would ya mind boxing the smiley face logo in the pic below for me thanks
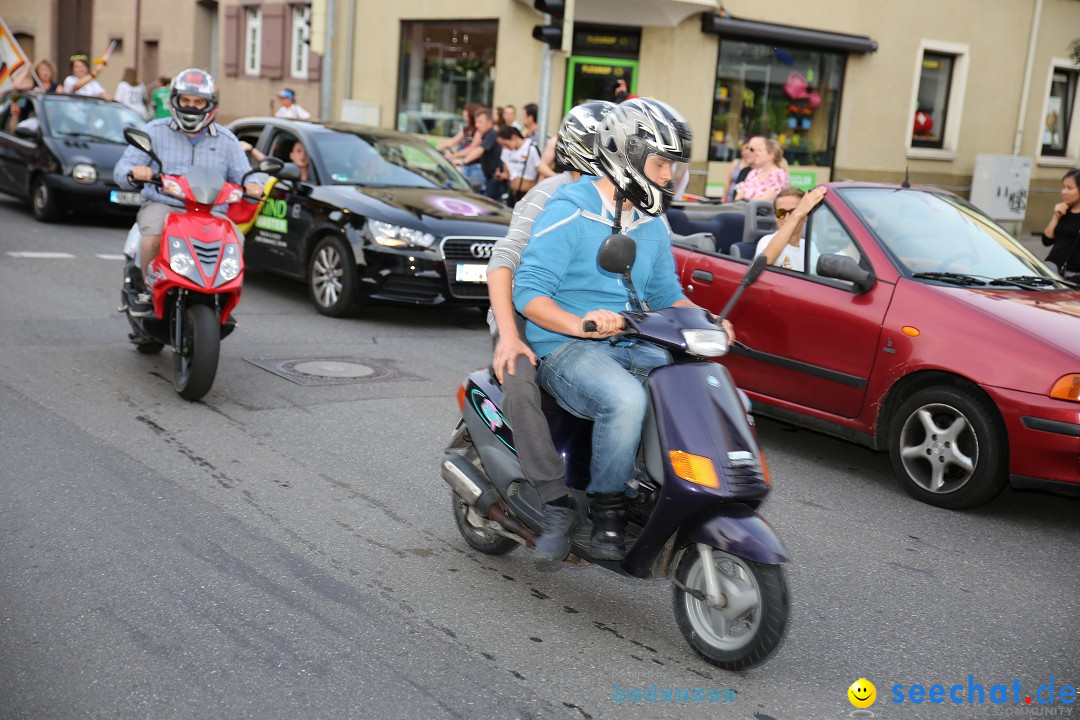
[848,678,877,709]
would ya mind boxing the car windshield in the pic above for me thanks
[310,132,471,191]
[43,98,144,144]
[838,187,1059,286]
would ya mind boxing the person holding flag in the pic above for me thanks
[0,15,31,93]
[63,50,111,99]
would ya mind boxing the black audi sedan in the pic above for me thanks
[228,117,511,316]
[0,91,146,222]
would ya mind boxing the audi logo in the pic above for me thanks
[470,243,493,259]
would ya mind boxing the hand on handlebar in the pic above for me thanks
[130,165,155,182]
[580,309,624,338]
[705,313,736,345]
[244,181,264,198]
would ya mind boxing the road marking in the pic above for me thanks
[95,254,126,260]
[6,251,77,258]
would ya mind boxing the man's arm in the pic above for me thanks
[113,143,152,190]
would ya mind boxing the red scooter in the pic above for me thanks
[119,127,291,400]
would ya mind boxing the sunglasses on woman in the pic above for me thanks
[775,207,794,219]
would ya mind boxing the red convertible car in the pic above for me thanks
[669,183,1080,509]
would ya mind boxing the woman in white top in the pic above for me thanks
[115,68,148,119]
[63,54,111,99]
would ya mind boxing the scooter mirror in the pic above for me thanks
[123,127,153,154]
[597,233,636,275]
[258,157,285,175]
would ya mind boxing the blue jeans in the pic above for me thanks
[538,339,671,494]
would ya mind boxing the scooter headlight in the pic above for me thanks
[170,252,195,275]
[161,177,186,200]
[218,256,240,281]
[681,329,730,358]
[225,187,244,204]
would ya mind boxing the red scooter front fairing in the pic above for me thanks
[144,173,246,322]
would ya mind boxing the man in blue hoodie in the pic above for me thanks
[513,99,717,560]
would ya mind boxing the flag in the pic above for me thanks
[0,16,30,93]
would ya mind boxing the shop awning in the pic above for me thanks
[700,14,878,54]
[519,0,720,28]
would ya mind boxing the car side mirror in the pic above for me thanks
[277,161,302,181]
[816,253,875,294]
[15,125,41,140]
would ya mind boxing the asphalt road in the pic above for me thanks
[0,195,1077,720]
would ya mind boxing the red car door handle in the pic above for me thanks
[691,269,713,283]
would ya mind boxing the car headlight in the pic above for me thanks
[682,329,730,358]
[72,163,97,183]
[369,219,436,249]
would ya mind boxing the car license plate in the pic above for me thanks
[110,190,142,205]
[455,263,487,283]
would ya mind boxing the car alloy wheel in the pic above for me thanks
[312,245,344,307]
[307,235,359,317]
[888,385,1007,509]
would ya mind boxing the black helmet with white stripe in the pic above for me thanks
[554,101,615,175]
[596,98,691,216]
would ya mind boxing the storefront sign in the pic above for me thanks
[573,29,640,56]
[788,171,818,191]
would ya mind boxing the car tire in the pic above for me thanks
[887,385,1008,509]
[308,235,359,317]
[31,175,59,223]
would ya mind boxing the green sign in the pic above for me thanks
[788,171,817,191]
[255,198,289,233]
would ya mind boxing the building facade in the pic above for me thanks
[324,0,1080,237]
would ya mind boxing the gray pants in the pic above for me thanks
[496,315,568,504]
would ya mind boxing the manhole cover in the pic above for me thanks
[245,357,421,386]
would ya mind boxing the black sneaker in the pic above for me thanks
[128,291,154,317]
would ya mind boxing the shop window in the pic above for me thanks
[290,5,310,79]
[245,7,262,76]
[912,52,954,149]
[709,40,845,169]
[396,20,497,138]
[1042,67,1077,157]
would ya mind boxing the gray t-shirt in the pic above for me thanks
[486,172,575,333]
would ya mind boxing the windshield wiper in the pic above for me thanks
[990,275,1076,290]
[55,131,122,144]
[911,272,987,286]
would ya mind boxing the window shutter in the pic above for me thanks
[261,4,288,79]
[307,48,321,82]
[224,6,241,77]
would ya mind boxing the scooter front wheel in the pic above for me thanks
[450,490,518,556]
[672,546,789,670]
[174,304,220,401]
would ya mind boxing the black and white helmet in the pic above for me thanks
[596,98,691,216]
[554,101,615,175]
[169,68,219,134]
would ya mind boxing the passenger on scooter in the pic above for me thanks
[485,101,615,563]
[513,98,731,560]
[114,68,263,316]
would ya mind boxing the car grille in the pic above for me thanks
[441,236,496,300]
[378,275,443,303]
[190,239,222,277]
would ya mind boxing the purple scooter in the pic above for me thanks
[442,235,789,670]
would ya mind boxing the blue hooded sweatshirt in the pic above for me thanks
[513,177,687,358]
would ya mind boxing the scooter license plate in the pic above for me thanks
[110,190,142,205]
[455,263,487,283]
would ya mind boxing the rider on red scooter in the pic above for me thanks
[114,68,262,316]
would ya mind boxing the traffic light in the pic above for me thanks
[532,0,574,53]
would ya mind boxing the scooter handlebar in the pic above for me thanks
[582,320,598,333]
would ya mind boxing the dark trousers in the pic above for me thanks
[495,315,567,504]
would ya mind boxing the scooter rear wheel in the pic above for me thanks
[450,490,518,556]
[672,547,789,670]
[174,304,220,401]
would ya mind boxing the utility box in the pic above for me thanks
[969,154,1032,223]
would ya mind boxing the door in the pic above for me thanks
[248,129,316,276]
[678,201,895,419]
[564,56,637,115]
[0,96,38,197]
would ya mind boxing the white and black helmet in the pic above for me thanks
[554,101,615,175]
[596,98,691,216]
[169,68,219,134]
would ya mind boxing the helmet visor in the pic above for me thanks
[642,152,688,194]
